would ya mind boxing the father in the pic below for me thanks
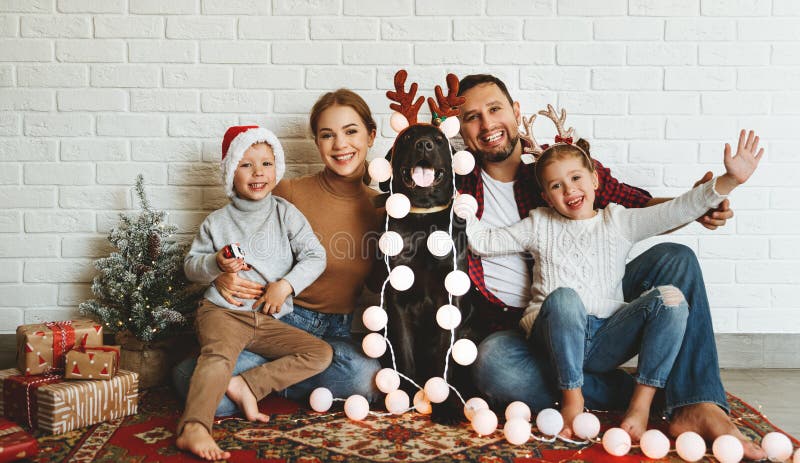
[455,74,765,460]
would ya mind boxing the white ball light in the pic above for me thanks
[367,157,392,183]
[602,428,632,457]
[378,231,404,257]
[471,408,498,436]
[385,389,410,415]
[439,116,460,139]
[444,270,470,296]
[436,304,461,330]
[535,408,564,437]
[344,394,369,421]
[453,193,478,219]
[572,412,601,440]
[676,431,708,462]
[361,332,387,358]
[386,193,410,219]
[390,111,409,133]
[423,377,450,404]
[362,305,388,332]
[413,390,432,415]
[505,401,531,422]
[426,230,452,257]
[452,150,475,176]
[762,432,793,462]
[389,265,414,291]
[309,387,333,412]
[464,397,489,421]
[504,417,531,445]
[451,338,478,366]
[640,429,671,459]
[375,368,400,393]
[713,434,744,463]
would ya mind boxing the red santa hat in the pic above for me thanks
[220,125,286,198]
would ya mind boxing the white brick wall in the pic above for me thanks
[0,2,798,334]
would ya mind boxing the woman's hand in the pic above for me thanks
[214,272,263,307]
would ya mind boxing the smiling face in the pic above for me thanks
[458,82,522,164]
[314,105,376,178]
[539,154,599,220]
[233,143,276,201]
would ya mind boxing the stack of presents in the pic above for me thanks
[0,319,139,462]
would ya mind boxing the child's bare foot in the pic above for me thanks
[226,375,270,423]
[559,389,585,439]
[176,422,231,461]
[620,404,650,441]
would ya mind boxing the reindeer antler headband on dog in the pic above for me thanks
[368,70,476,201]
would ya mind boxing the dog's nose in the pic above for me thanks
[415,138,435,154]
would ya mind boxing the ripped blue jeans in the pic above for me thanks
[531,286,689,391]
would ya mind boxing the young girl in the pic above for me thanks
[458,125,763,441]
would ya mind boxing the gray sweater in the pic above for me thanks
[184,194,326,318]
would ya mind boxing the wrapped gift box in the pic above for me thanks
[0,418,38,463]
[0,368,138,435]
[16,320,103,375]
[64,345,121,380]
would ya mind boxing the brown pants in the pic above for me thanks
[178,300,333,434]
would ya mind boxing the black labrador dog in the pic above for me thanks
[378,72,478,424]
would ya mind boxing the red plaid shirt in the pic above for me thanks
[457,139,652,329]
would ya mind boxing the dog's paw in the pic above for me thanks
[430,402,467,426]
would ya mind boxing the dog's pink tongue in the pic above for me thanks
[411,166,435,187]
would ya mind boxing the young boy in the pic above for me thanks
[177,125,332,461]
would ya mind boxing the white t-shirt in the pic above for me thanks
[478,170,532,308]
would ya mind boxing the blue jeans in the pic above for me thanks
[173,305,381,416]
[532,287,688,390]
[473,243,728,415]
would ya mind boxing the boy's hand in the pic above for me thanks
[717,129,765,196]
[216,244,248,273]
[255,279,293,315]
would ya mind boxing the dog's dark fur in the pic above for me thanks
[381,124,479,424]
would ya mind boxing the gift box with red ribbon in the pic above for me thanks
[0,368,138,435]
[64,344,121,380]
[16,320,103,376]
[0,417,38,463]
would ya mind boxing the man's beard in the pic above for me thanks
[474,134,520,164]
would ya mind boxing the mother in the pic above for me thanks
[174,89,384,415]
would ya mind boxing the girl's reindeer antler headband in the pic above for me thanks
[520,104,581,164]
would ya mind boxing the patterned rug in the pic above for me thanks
[27,388,797,463]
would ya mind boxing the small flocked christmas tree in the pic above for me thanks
[80,175,199,342]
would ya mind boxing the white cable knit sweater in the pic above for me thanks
[464,179,726,336]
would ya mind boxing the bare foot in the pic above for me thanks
[559,389,585,439]
[620,404,649,441]
[226,375,270,423]
[669,402,766,461]
[176,422,231,461]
